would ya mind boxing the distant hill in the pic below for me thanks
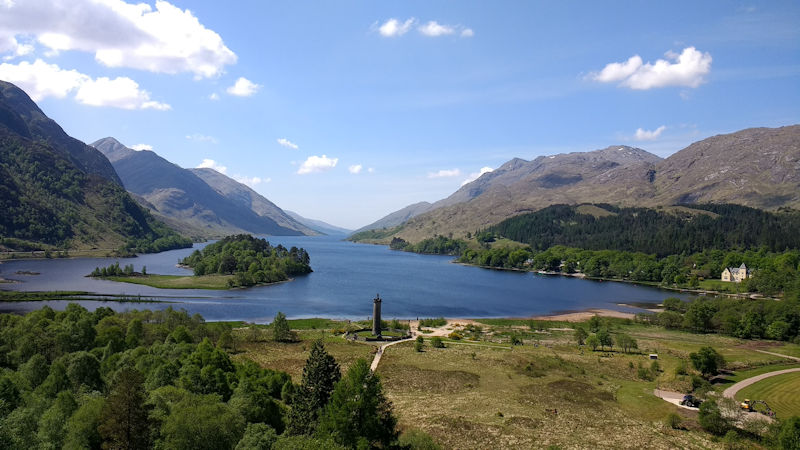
[190,168,317,236]
[91,138,312,239]
[649,126,800,208]
[285,210,352,235]
[0,80,188,252]
[352,201,433,235]
[391,145,662,241]
[358,126,800,244]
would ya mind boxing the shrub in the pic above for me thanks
[448,331,462,340]
[430,337,445,348]
[698,400,729,435]
[665,413,682,430]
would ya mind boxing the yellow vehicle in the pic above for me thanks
[740,399,776,417]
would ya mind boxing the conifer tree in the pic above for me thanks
[273,311,292,343]
[98,367,152,450]
[286,340,341,435]
[316,359,397,448]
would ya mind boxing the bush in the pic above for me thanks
[698,400,729,435]
[419,318,446,328]
[430,337,445,348]
[448,331,462,340]
[665,413,682,430]
[414,341,423,352]
[397,429,442,450]
[637,366,653,381]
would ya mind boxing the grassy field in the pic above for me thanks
[232,329,376,381]
[735,372,800,418]
[105,274,234,289]
[697,279,746,293]
[230,317,800,448]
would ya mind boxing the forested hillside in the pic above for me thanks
[490,204,800,256]
[0,82,190,253]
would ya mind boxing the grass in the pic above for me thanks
[232,330,375,382]
[105,274,234,289]
[697,279,746,293]
[735,372,800,418]
[230,317,789,449]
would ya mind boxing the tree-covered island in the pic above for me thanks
[89,234,312,289]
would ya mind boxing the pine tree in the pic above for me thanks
[286,340,341,435]
[273,311,292,342]
[98,367,152,450]
[316,359,398,448]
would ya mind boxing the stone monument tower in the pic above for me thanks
[372,294,382,336]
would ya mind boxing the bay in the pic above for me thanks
[0,236,691,322]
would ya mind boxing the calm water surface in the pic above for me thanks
[0,236,691,322]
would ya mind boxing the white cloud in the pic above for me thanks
[367,167,375,173]
[0,59,87,100]
[197,158,227,174]
[208,93,219,101]
[297,155,338,175]
[75,76,170,110]
[348,164,363,174]
[277,138,298,150]
[590,47,712,90]
[0,59,169,109]
[461,28,474,38]
[418,21,455,37]
[461,166,493,186]
[130,144,152,151]
[428,168,461,178]
[634,125,667,141]
[591,55,643,83]
[0,0,236,78]
[226,77,260,97]
[377,18,415,37]
[186,134,218,144]
[0,35,34,60]
[233,175,268,187]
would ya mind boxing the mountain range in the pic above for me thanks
[91,137,317,239]
[356,126,800,243]
[0,80,185,251]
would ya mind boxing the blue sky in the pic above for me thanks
[1,1,798,229]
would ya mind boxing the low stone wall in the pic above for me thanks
[346,328,411,342]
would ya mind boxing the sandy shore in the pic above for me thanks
[529,308,637,322]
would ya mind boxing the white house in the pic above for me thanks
[721,263,751,283]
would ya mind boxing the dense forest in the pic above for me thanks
[0,305,402,449]
[645,296,800,342]
[460,245,800,297]
[389,236,466,255]
[180,234,311,287]
[0,134,191,254]
[489,204,800,256]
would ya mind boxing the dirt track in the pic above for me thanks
[722,367,800,399]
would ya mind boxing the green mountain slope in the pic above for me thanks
[0,80,190,253]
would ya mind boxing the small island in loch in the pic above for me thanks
[88,234,312,289]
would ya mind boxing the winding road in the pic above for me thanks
[722,350,800,400]
[655,348,800,413]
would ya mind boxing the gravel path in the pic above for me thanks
[653,389,700,411]
[722,367,800,400]
[370,336,415,372]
